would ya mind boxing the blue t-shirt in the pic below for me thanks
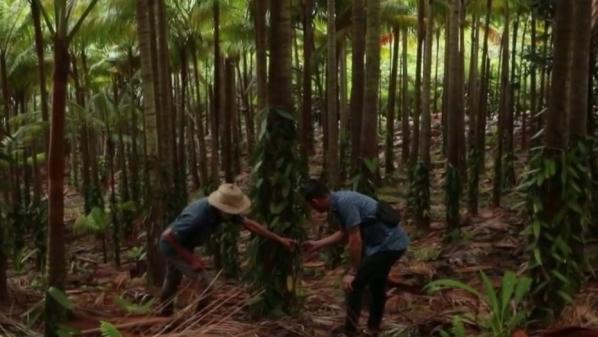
[330,191,409,256]
[162,198,243,251]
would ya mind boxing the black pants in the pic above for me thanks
[345,249,405,335]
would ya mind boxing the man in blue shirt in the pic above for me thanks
[158,183,296,316]
[302,179,409,337]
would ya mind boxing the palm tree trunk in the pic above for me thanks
[419,1,433,167]
[223,57,234,183]
[255,0,268,115]
[135,0,166,285]
[568,0,592,140]
[212,1,222,183]
[446,0,461,230]
[529,14,537,148]
[493,6,510,207]
[433,28,441,116]
[301,0,314,154]
[350,0,366,172]
[155,0,175,198]
[360,0,381,187]
[339,40,349,180]
[47,33,69,295]
[401,27,410,165]
[326,0,339,188]
[191,44,208,186]
[411,0,425,165]
[31,0,49,151]
[385,26,400,174]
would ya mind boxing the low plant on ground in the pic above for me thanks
[425,271,532,337]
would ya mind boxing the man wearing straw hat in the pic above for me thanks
[158,183,297,316]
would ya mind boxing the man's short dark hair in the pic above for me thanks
[302,179,329,200]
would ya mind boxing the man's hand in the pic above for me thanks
[342,273,355,292]
[278,237,298,251]
[301,240,322,254]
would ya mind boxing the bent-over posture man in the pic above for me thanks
[158,183,296,315]
[302,179,409,337]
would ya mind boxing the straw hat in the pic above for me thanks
[208,183,251,215]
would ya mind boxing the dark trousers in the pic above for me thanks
[345,249,404,335]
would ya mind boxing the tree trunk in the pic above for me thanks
[350,0,366,172]
[47,34,70,297]
[492,6,510,207]
[31,0,49,151]
[529,14,537,148]
[568,0,591,140]
[385,27,399,174]
[135,0,166,285]
[301,0,314,154]
[212,1,222,183]
[505,14,519,185]
[446,0,461,230]
[401,27,410,165]
[223,58,235,183]
[255,0,268,115]
[411,0,425,165]
[155,0,175,198]
[419,1,434,166]
[433,28,441,116]
[191,45,208,186]
[339,40,349,180]
[326,0,339,188]
[360,0,381,184]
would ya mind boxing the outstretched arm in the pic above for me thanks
[302,230,345,253]
[242,218,297,250]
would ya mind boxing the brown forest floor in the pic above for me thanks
[2,113,598,337]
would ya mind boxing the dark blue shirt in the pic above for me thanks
[164,198,243,251]
[330,191,410,256]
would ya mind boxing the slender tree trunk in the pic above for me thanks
[411,0,425,165]
[47,35,70,296]
[31,0,49,151]
[446,0,462,230]
[493,5,510,207]
[360,0,381,184]
[326,0,339,187]
[212,1,222,183]
[156,0,175,198]
[135,0,166,285]
[529,14,537,149]
[223,58,235,183]
[191,45,208,186]
[504,14,519,185]
[385,27,400,174]
[339,40,349,180]
[420,2,433,166]
[433,28,441,116]
[350,0,366,172]
[301,0,314,154]
[401,28,410,165]
[255,0,268,116]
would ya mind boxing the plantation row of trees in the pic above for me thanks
[0,0,596,334]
